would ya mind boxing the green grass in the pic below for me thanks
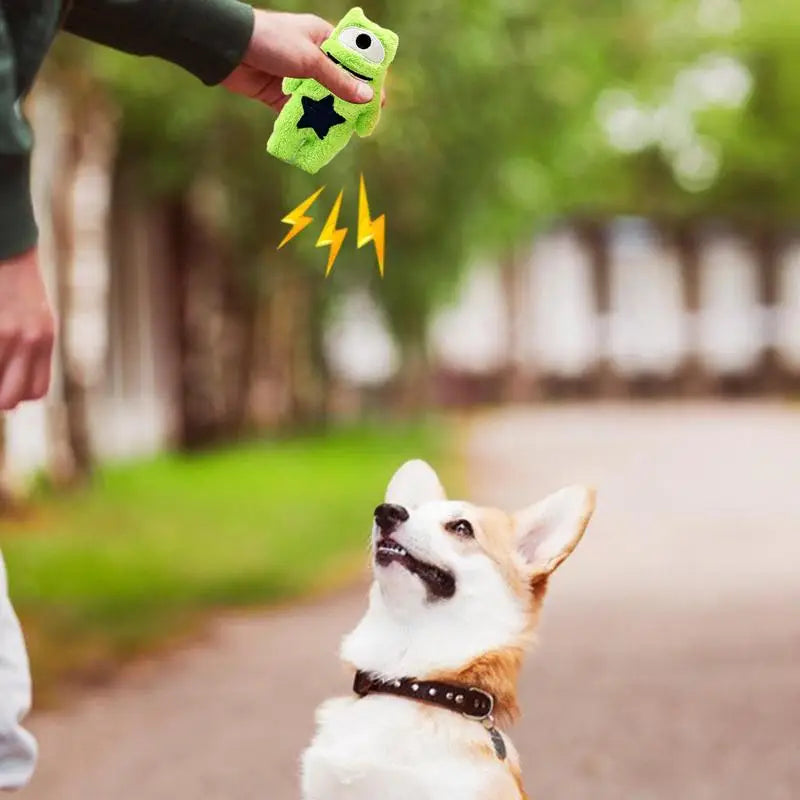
[0,422,450,702]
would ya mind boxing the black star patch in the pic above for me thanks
[296,94,346,140]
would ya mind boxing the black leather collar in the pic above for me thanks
[353,670,507,759]
[354,670,494,718]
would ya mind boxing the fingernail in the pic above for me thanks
[355,82,374,102]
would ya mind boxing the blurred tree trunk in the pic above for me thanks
[498,248,531,402]
[579,219,625,398]
[224,274,258,436]
[752,226,785,393]
[165,196,210,450]
[0,428,15,513]
[163,190,260,449]
[299,275,330,427]
[673,222,713,396]
[217,253,257,437]
[396,339,432,414]
[50,116,93,481]
[264,267,328,429]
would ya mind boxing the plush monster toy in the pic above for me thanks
[266,7,398,174]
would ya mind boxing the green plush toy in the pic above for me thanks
[266,7,398,174]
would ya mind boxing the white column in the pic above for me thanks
[525,227,597,379]
[606,218,686,377]
[697,230,761,375]
[431,264,508,374]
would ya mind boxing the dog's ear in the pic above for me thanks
[385,460,446,508]
[513,486,595,577]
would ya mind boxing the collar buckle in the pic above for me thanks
[461,687,495,721]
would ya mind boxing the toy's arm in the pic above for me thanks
[355,105,380,137]
[282,77,303,94]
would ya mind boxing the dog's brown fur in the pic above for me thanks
[439,646,530,798]
[436,646,524,726]
[431,492,595,800]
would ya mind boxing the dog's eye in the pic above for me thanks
[447,519,474,538]
[338,26,385,64]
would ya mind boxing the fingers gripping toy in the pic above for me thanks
[266,7,398,174]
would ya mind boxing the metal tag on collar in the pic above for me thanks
[461,687,495,721]
[483,718,507,760]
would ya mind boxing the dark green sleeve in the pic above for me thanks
[0,7,37,260]
[63,0,255,86]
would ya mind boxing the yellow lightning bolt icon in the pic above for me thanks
[278,186,325,249]
[357,174,386,277]
[315,189,348,277]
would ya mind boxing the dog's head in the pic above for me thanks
[373,459,594,614]
[343,460,594,681]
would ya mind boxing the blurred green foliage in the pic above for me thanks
[1,422,448,701]
[46,0,800,350]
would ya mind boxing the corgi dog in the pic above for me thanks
[301,460,595,800]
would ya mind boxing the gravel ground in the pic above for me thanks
[18,402,800,800]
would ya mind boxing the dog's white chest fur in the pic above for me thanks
[301,694,521,800]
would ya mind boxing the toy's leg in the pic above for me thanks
[271,132,335,175]
[267,126,309,165]
[294,128,354,174]
[293,140,329,175]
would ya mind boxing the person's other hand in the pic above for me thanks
[222,11,380,112]
[0,247,55,411]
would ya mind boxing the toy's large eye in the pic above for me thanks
[338,26,385,64]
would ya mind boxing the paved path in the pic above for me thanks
[18,403,800,800]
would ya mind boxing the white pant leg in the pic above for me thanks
[0,551,37,790]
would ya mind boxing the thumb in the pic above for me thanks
[311,52,374,104]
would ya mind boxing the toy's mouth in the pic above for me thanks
[375,535,456,600]
[324,51,374,82]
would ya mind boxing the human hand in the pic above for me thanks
[222,10,385,112]
[0,247,55,410]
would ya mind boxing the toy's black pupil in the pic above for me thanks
[356,33,372,49]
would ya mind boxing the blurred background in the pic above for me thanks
[2,0,800,798]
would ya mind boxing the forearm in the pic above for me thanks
[63,0,255,85]
[0,554,37,791]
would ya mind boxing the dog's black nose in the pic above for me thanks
[374,503,409,532]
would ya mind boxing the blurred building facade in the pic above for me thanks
[332,219,800,403]
[426,220,800,403]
